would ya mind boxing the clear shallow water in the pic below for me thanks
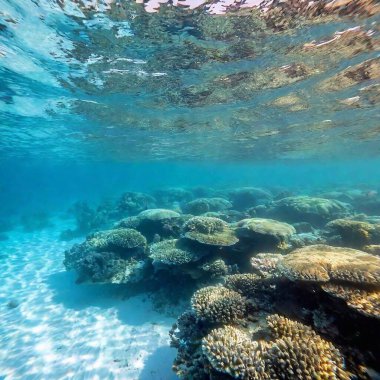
[1,1,380,380]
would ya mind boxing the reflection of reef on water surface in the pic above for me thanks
[3,0,372,161]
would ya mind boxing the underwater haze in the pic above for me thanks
[1,0,380,379]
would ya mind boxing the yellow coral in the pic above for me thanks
[322,283,380,319]
[278,245,380,285]
[191,286,247,323]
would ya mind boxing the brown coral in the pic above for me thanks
[278,245,380,285]
[183,216,238,246]
[191,286,247,323]
[322,283,380,319]
[326,219,380,247]
[202,325,270,379]
[202,314,349,380]
[225,273,263,297]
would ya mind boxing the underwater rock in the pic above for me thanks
[191,286,247,324]
[326,218,380,248]
[229,187,272,211]
[318,57,380,92]
[183,197,232,215]
[7,299,19,309]
[234,218,296,250]
[183,216,238,247]
[267,196,351,225]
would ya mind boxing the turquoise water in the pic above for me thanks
[1,1,380,379]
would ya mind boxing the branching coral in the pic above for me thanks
[201,314,349,380]
[224,273,263,297]
[202,325,270,379]
[191,286,247,323]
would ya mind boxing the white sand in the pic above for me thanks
[0,223,179,380]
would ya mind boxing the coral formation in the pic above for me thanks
[278,244,380,285]
[191,286,247,323]
[184,197,232,215]
[268,196,350,225]
[326,219,380,247]
[234,218,296,249]
[183,216,238,246]
[224,273,263,297]
[149,238,200,266]
[322,283,380,319]
[229,188,272,210]
[200,314,348,380]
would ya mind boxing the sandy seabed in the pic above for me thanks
[0,222,178,380]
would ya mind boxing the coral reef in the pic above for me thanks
[117,192,156,215]
[149,238,201,266]
[184,197,232,215]
[322,283,380,319]
[63,228,147,283]
[278,244,380,285]
[62,184,380,378]
[326,219,380,248]
[183,216,238,246]
[191,286,247,323]
[234,218,296,250]
[267,196,350,225]
[229,188,272,211]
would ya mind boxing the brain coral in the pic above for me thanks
[183,216,238,246]
[191,286,247,323]
[278,244,380,285]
